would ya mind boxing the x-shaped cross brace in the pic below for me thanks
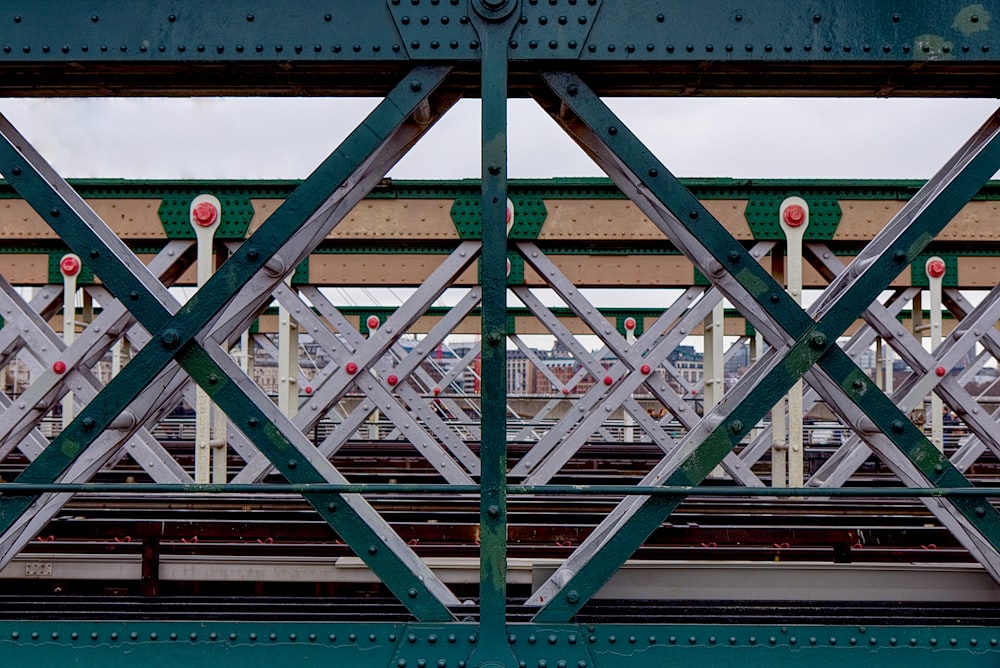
[0,66,464,620]
[527,71,1000,620]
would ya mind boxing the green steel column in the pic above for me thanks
[472,0,517,664]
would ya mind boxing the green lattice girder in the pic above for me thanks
[530,70,1000,621]
[0,65,459,621]
[0,622,997,668]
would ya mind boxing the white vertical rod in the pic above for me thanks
[927,257,946,452]
[59,254,81,430]
[780,197,809,488]
[191,195,222,484]
[623,316,637,443]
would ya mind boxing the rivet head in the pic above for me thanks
[160,329,181,348]
[729,420,744,433]
[567,83,579,96]
[566,590,580,603]
[891,420,905,433]
[809,332,827,349]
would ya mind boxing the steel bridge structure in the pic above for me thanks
[1,2,1000,666]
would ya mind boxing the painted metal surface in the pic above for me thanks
[0,2,999,665]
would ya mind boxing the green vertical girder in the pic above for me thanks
[0,65,457,621]
[531,70,1000,621]
[474,3,517,662]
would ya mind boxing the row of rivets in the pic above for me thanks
[8,42,987,55]
[8,629,404,643]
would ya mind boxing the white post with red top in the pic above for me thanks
[366,315,381,440]
[58,253,81,430]
[927,256,946,451]
[623,316,637,443]
[190,195,227,483]
[779,197,808,487]
[277,275,300,419]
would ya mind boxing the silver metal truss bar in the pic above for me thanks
[946,289,1000,471]
[416,341,483,438]
[511,271,761,486]
[806,248,1000,488]
[0,362,192,568]
[301,281,482,465]
[510,335,565,393]
[251,334,311,388]
[509,285,698,463]
[737,288,917,469]
[186,335,462,610]
[310,288,482,464]
[0,288,72,461]
[289,243,480,410]
[230,250,480,483]
[511,398,566,443]
[800,364,1000,581]
[271,285,477,482]
[528,84,1000,612]
[0,246,194,481]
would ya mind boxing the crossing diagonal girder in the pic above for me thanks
[0,65,465,620]
[526,71,1000,621]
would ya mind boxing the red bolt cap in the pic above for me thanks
[366,315,380,330]
[783,204,806,227]
[387,374,398,386]
[506,200,514,225]
[927,258,946,278]
[192,201,218,227]
[52,360,66,374]
[304,386,313,395]
[640,364,651,374]
[433,387,441,396]
[59,255,80,277]
[935,366,947,377]
[345,362,358,375]
[624,317,637,331]
[562,387,570,395]
[603,375,613,386]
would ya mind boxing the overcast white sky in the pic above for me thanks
[1,96,998,181]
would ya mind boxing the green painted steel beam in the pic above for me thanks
[0,2,998,96]
[474,4,516,663]
[0,622,996,668]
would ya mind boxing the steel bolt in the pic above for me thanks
[487,504,500,518]
[730,420,744,433]
[160,329,180,348]
[809,332,827,349]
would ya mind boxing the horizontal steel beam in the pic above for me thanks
[0,2,997,96]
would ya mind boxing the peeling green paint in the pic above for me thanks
[953,4,991,34]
